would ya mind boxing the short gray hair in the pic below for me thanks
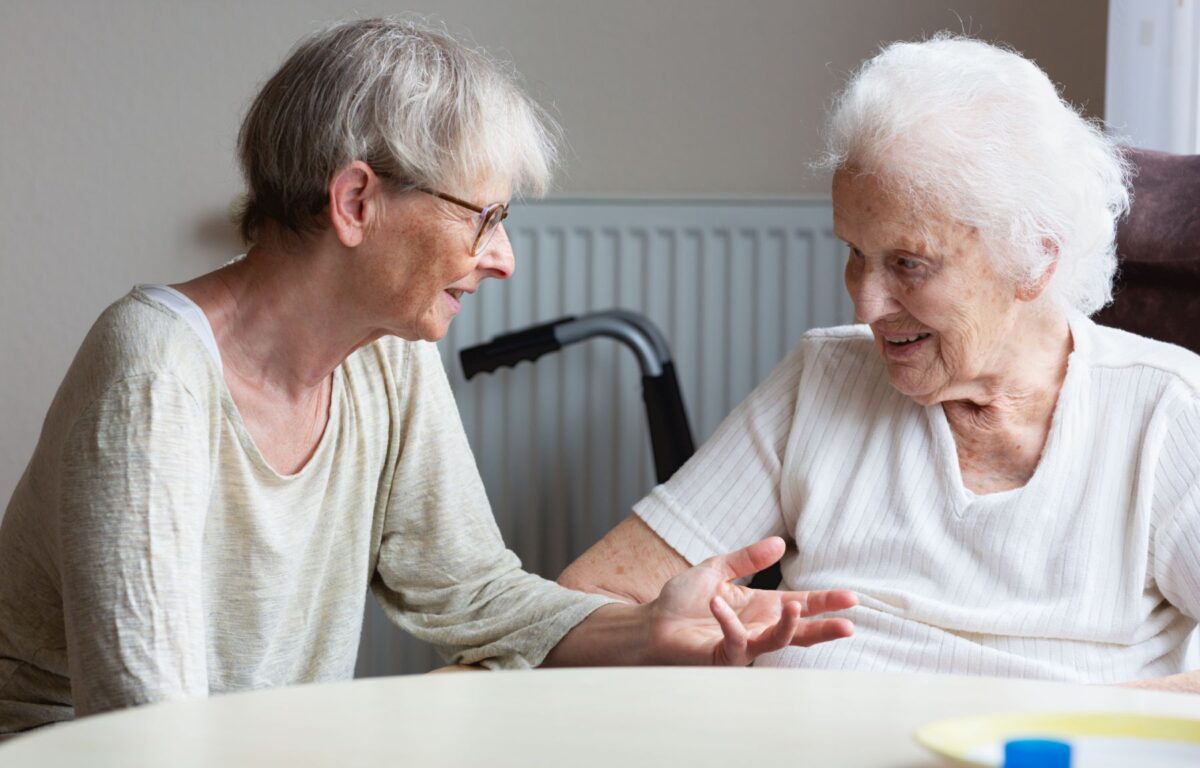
[236,17,559,242]
[820,34,1131,316]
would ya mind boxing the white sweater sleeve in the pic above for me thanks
[633,341,807,564]
[1153,394,1200,623]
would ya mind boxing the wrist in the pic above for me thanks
[543,601,656,667]
[629,600,657,665]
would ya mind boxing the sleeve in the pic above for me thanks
[58,373,211,715]
[1152,394,1200,622]
[633,340,807,565]
[370,342,615,669]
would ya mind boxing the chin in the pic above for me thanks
[386,320,447,344]
[417,327,450,343]
[885,371,939,405]
[904,390,940,407]
[405,308,453,343]
[417,319,453,343]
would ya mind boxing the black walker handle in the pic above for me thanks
[460,311,694,483]
[641,363,695,482]
[460,317,576,379]
[459,310,780,589]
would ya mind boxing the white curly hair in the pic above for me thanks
[820,34,1131,316]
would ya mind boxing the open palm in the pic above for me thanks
[646,537,857,665]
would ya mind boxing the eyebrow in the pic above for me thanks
[837,239,940,264]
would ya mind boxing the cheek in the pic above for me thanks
[452,255,479,280]
[931,304,996,377]
[843,257,862,298]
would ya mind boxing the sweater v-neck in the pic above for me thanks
[134,285,344,481]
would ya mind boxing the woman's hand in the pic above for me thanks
[543,536,855,668]
[644,537,856,665]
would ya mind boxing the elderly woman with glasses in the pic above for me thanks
[0,18,857,737]
[560,35,1200,692]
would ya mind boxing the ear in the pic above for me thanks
[1015,239,1059,302]
[328,161,383,248]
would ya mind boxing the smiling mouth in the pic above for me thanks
[884,332,931,346]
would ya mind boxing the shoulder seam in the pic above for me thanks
[58,372,209,486]
[72,371,207,427]
[1089,360,1200,402]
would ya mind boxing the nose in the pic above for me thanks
[844,255,900,324]
[477,224,515,280]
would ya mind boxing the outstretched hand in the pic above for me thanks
[645,537,856,666]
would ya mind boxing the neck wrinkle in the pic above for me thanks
[941,308,1073,436]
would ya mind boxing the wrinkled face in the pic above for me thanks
[363,179,514,342]
[833,168,1022,405]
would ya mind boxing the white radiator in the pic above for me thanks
[356,198,846,676]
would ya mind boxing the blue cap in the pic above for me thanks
[1003,738,1072,767]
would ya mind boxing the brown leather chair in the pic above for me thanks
[1094,148,1200,352]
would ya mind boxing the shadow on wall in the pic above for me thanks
[193,203,246,259]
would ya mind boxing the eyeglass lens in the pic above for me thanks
[474,204,507,255]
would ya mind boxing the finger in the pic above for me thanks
[709,595,748,665]
[702,537,786,581]
[779,589,858,617]
[789,617,855,647]
[745,599,802,658]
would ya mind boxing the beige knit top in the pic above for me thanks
[0,288,611,737]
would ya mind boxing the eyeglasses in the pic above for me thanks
[417,187,509,256]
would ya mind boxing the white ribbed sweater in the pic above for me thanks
[636,314,1200,682]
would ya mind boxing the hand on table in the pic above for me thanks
[646,536,856,666]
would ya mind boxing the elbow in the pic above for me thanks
[555,562,587,592]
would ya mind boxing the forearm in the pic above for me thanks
[548,537,857,669]
[1121,670,1200,694]
[541,603,655,667]
[557,515,689,604]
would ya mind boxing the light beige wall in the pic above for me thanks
[0,0,1106,504]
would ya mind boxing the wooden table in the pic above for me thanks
[3,668,1199,766]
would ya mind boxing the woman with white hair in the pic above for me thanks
[561,35,1200,691]
[0,18,857,738]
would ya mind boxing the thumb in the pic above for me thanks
[702,537,785,581]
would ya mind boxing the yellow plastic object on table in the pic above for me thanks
[914,712,1200,767]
